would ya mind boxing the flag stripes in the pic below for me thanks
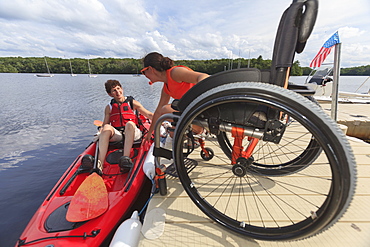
[310,32,340,68]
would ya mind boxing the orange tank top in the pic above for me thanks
[163,65,195,100]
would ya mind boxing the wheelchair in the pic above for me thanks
[152,0,356,241]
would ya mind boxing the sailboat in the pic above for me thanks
[36,57,54,77]
[305,64,370,104]
[69,58,77,77]
[87,58,97,78]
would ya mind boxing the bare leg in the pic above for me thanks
[118,121,137,171]
[123,121,136,157]
[191,125,204,135]
[98,125,115,164]
[160,104,203,136]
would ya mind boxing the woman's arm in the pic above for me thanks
[144,88,171,141]
[171,66,209,84]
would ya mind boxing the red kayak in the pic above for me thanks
[16,125,154,246]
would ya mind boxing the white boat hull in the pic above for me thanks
[306,81,370,104]
[36,74,54,77]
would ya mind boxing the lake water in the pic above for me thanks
[289,75,370,94]
[0,73,369,246]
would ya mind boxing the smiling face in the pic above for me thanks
[108,85,124,101]
[105,80,125,101]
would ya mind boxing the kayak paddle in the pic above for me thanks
[66,172,108,222]
[66,139,108,222]
[94,120,103,127]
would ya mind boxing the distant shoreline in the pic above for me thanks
[0,57,369,76]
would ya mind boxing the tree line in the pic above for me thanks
[0,56,369,76]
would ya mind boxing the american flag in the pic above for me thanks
[310,32,340,68]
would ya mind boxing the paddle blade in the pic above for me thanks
[141,208,166,239]
[94,120,103,127]
[66,173,108,222]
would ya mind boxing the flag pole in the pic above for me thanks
[331,42,341,121]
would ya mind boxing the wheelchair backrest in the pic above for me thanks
[270,0,318,87]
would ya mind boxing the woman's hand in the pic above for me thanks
[144,131,153,143]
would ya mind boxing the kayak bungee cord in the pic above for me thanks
[17,230,100,246]
[138,177,157,217]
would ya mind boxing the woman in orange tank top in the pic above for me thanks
[141,52,209,141]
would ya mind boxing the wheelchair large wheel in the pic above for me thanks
[173,82,356,241]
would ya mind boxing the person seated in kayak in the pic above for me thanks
[141,52,209,142]
[96,79,153,170]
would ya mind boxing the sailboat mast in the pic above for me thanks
[44,57,51,74]
[87,58,97,77]
[69,59,73,74]
[88,59,92,75]
[35,56,54,77]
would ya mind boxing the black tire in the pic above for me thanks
[200,147,214,161]
[158,177,167,196]
[173,82,356,241]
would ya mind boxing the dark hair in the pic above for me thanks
[105,79,122,94]
[142,52,174,72]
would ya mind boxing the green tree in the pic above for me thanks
[291,60,303,76]
[0,56,368,76]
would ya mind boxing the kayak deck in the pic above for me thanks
[17,140,152,247]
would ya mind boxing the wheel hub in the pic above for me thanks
[232,164,247,177]
[232,157,254,177]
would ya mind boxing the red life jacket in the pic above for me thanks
[109,97,138,129]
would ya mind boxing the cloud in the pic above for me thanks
[339,27,366,39]
[0,0,369,67]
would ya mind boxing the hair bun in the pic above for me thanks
[161,57,174,70]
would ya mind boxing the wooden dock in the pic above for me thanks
[139,104,370,247]
[320,103,370,142]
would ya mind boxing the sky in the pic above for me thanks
[0,0,369,68]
